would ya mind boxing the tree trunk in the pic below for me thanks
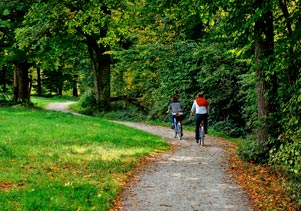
[98,47,111,111]
[37,68,42,96]
[1,68,7,92]
[86,36,111,111]
[72,75,78,97]
[87,42,101,107]
[57,87,63,96]
[254,0,278,144]
[56,69,63,96]
[13,62,31,103]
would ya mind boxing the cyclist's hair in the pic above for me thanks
[172,96,178,102]
[197,93,204,98]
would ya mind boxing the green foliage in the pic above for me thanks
[268,79,301,179]
[77,91,97,115]
[288,182,301,208]
[192,42,250,128]
[270,140,301,177]
[237,71,258,130]
[238,140,270,164]
[0,91,13,106]
[112,37,250,135]
[211,119,247,138]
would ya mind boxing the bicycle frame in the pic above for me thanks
[199,123,205,146]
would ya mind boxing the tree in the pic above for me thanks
[253,0,278,144]
[16,0,131,110]
[0,0,34,103]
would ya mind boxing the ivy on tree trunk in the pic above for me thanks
[254,0,278,144]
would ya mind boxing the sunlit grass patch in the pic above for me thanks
[0,107,169,210]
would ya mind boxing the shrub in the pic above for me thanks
[0,93,14,106]
[211,119,247,138]
[238,140,270,164]
[77,91,96,115]
[269,139,301,178]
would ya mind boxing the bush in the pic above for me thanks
[77,91,96,115]
[238,140,270,164]
[269,139,301,178]
[211,119,247,138]
[0,93,14,106]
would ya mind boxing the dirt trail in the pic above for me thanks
[113,122,253,211]
[45,102,254,211]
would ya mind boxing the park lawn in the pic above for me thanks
[0,107,169,211]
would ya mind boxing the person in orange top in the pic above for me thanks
[191,93,209,143]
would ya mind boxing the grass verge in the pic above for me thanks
[0,107,169,210]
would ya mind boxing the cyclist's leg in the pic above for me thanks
[195,114,201,142]
[180,121,183,136]
[171,114,175,129]
[173,117,177,137]
[174,118,178,132]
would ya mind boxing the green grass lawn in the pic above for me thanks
[0,107,169,210]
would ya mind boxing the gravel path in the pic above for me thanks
[113,122,254,211]
[45,102,254,211]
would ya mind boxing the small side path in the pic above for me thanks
[45,103,254,211]
[45,101,81,116]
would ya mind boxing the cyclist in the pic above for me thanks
[191,93,209,143]
[166,95,182,129]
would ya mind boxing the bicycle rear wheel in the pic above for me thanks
[199,126,205,146]
[178,123,182,140]
[173,118,182,140]
[173,121,178,138]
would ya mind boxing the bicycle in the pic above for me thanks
[172,112,184,140]
[199,122,205,146]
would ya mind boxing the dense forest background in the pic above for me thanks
[1,0,301,188]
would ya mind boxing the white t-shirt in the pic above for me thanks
[191,100,207,114]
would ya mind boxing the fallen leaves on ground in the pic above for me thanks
[0,181,24,192]
[226,143,301,211]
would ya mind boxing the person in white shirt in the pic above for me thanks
[191,93,209,143]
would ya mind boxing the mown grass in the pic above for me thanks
[0,107,169,210]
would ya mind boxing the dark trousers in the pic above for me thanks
[195,113,208,140]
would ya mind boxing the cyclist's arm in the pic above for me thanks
[166,103,171,113]
[191,101,196,115]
